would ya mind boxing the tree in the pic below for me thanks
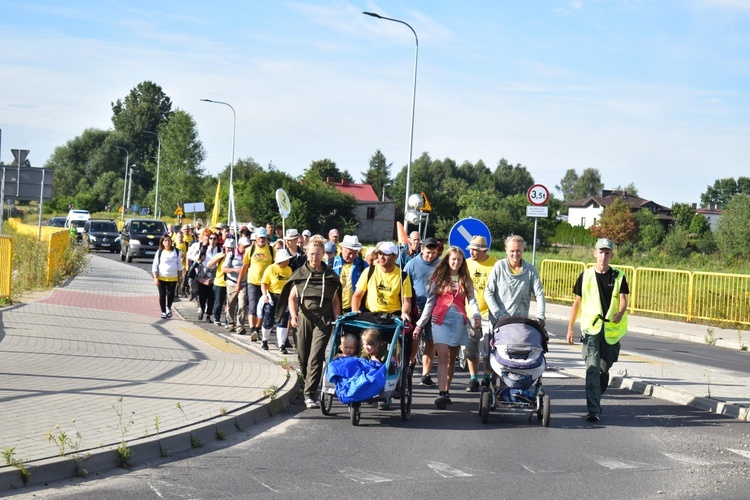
[302,158,352,183]
[556,169,579,202]
[611,182,639,196]
[590,198,637,245]
[670,202,696,229]
[715,193,750,259]
[556,168,604,201]
[111,81,173,171]
[361,149,391,201]
[633,208,664,250]
[151,109,206,217]
[701,176,750,207]
[492,158,534,197]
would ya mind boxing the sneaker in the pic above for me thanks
[305,398,318,409]
[434,394,448,410]
[284,339,293,349]
[480,377,490,388]
[377,400,390,410]
[420,374,436,387]
[445,392,453,404]
[261,340,269,350]
[225,324,235,331]
[465,378,480,392]
[214,320,221,326]
[236,329,247,335]
[160,312,167,319]
[196,307,202,315]
[586,413,600,422]
[166,309,173,318]
[250,330,259,341]
[280,346,288,355]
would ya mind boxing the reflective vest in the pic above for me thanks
[579,267,628,344]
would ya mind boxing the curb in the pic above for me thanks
[0,366,300,492]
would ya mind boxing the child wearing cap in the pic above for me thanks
[260,248,294,352]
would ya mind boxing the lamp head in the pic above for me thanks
[363,11,382,18]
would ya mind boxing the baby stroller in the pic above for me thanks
[479,316,550,426]
[321,312,412,426]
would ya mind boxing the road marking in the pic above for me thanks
[340,467,392,484]
[427,462,473,478]
[179,326,248,354]
[522,465,535,473]
[588,455,657,470]
[662,452,729,466]
[727,448,750,459]
[542,371,569,378]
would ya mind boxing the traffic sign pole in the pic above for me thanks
[526,184,549,266]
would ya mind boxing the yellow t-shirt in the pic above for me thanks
[243,244,273,285]
[340,262,354,310]
[214,255,227,287]
[466,255,498,317]
[355,266,413,314]
[261,263,292,295]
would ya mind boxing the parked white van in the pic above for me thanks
[65,209,91,234]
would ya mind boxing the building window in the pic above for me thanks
[581,217,586,226]
[366,207,375,220]
[592,218,597,226]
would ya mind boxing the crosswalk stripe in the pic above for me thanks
[427,462,473,478]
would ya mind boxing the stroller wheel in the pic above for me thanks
[480,388,492,424]
[541,394,551,427]
[320,393,333,416]
[478,386,489,418]
[350,403,361,426]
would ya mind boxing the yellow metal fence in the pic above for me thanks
[541,259,750,327]
[0,236,12,299]
[7,218,70,286]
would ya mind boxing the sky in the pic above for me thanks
[1,0,749,208]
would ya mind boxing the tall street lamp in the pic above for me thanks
[143,130,161,219]
[127,164,137,217]
[382,182,392,202]
[114,146,129,220]
[201,99,236,227]
[363,11,419,230]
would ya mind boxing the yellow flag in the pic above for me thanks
[210,180,221,228]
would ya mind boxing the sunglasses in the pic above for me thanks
[208,236,217,240]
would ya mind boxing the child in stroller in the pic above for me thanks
[479,316,551,426]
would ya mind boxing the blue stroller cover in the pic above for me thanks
[327,357,386,404]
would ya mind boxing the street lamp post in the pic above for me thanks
[363,11,419,230]
[114,146,129,220]
[143,131,161,219]
[200,99,236,227]
[126,164,137,217]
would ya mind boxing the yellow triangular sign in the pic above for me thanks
[420,192,432,212]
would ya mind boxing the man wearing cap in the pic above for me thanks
[301,229,311,250]
[224,236,250,335]
[567,238,629,423]
[237,227,275,340]
[260,248,294,352]
[351,240,413,409]
[214,223,225,246]
[284,229,307,271]
[397,231,422,269]
[328,229,341,253]
[332,235,368,313]
[324,241,337,266]
[403,237,441,386]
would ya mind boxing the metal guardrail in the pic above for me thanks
[541,259,750,327]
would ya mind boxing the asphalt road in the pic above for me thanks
[13,375,750,499]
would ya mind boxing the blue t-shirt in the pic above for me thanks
[403,254,440,309]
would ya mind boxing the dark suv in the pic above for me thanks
[83,219,120,252]
[120,219,168,263]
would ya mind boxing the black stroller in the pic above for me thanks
[320,313,412,425]
[479,316,550,426]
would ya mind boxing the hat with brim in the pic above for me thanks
[275,248,292,263]
[285,229,299,240]
[467,236,488,251]
[422,237,438,248]
[377,241,399,256]
[324,242,337,253]
[341,234,363,250]
[595,238,614,250]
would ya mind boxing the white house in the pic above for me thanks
[566,190,673,229]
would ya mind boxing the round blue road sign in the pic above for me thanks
[448,218,492,258]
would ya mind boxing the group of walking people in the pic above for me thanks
[151,219,628,421]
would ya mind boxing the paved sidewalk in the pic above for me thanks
[0,255,299,491]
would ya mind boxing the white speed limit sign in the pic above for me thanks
[527,184,549,206]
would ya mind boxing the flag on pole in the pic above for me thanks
[210,180,221,228]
